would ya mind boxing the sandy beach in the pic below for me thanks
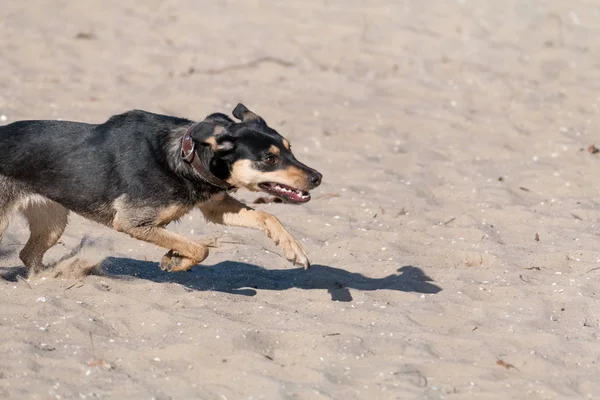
[2,0,600,398]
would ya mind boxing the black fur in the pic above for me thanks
[0,105,322,226]
[0,104,323,273]
[0,111,224,224]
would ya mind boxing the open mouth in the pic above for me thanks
[258,182,311,204]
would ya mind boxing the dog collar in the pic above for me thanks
[181,125,234,191]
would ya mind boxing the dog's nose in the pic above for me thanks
[309,171,322,187]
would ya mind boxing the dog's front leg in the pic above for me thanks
[199,194,310,268]
[114,224,210,272]
[112,199,212,272]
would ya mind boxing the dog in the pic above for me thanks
[0,104,322,276]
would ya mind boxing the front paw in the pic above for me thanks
[281,237,311,269]
[160,250,197,272]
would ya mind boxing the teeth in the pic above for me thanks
[275,184,291,193]
[270,183,309,200]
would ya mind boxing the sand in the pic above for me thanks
[1,0,600,398]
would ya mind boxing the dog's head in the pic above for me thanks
[187,104,322,203]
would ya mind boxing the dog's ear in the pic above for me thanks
[209,132,236,153]
[188,122,236,153]
[204,112,234,127]
[232,103,263,122]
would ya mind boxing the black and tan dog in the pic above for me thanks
[0,104,322,276]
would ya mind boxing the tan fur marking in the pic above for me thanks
[269,145,280,155]
[282,139,290,150]
[206,192,227,204]
[204,136,218,150]
[19,200,69,272]
[0,205,13,243]
[262,166,309,189]
[227,160,311,191]
[125,226,206,257]
[0,217,8,243]
[111,197,208,271]
[125,226,209,271]
[227,159,263,190]
[155,204,193,226]
[204,131,231,150]
[199,195,310,267]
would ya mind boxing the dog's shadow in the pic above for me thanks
[98,258,441,302]
[0,253,442,302]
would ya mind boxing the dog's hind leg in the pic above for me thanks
[19,199,69,273]
[0,199,10,242]
[0,213,9,244]
[0,176,17,244]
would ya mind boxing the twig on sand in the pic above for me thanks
[200,57,295,75]
[315,193,340,200]
[199,236,243,248]
[87,331,113,370]
[89,332,96,359]
[496,359,519,371]
[75,32,96,40]
[64,281,84,291]
[16,276,32,289]
[259,245,287,261]
[215,240,243,246]
[443,217,456,226]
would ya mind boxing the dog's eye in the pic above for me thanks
[264,154,277,165]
